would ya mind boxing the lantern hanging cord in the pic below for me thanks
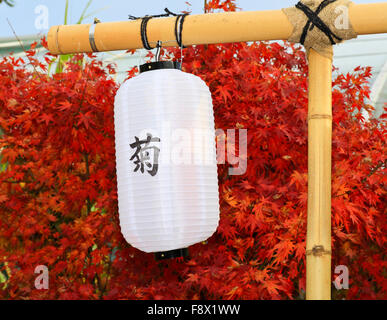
[282,0,357,60]
[129,8,189,50]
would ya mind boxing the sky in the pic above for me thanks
[0,0,386,38]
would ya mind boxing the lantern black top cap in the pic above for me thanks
[140,61,182,74]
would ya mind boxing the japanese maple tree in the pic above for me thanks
[0,0,385,300]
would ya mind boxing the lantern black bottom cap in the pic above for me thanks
[154,248,189,260]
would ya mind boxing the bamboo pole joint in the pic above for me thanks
[306,245,332,257]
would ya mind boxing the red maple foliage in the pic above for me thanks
[0,0,386,300]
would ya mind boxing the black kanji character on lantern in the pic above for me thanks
[130,133,161,176]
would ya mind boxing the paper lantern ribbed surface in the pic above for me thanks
[114,62,220,254]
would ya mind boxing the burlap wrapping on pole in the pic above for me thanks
[283,0,357,60]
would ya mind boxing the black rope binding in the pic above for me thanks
[140,16,153,50]
[295,0,343,46]
[129,8,188,50]
[175,13,188,48]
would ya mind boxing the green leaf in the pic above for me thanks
[76,0,93,24]
[64,0,69,25]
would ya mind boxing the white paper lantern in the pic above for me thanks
[114,61,220,259]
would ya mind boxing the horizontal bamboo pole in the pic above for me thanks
[350,2,387,35]
[47,2,387,54]
[48,10,292,54]
[306,49,332,300]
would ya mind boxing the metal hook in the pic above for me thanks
[155,40,162,62]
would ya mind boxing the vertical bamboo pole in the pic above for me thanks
[306,48,332,300]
